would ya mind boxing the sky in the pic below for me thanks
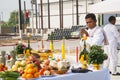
[0,0,31,21]
[0,0,67,22]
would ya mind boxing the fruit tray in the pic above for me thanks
[54,69,68,74]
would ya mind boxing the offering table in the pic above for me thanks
[36,69,110,80]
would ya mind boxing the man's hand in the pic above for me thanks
[80,28,89,37]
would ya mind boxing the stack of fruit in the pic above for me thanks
[25,54,41,70]
[11,60,26,75]
[21,63,39,78]
[0,63,8,72]
[39,59,55,76]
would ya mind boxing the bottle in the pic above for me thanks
[24,36,32,57]
[79,41,89,69]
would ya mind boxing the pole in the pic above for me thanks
[40,0,43,35]
[48,0,50,29]
[35,0,38,34]
[24,1,26,34]
[76,0,79,25]
[72,0,74,25]
[18,0,23,39]
[61,0,63,29]
[59,0,62,29]
[31,2,34,35]
[0,15,1,34]
[1,12,3,21]
[86,0,88,14]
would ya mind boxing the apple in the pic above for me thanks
[18,70,24,75]
[3,67,8,71]
[43,60,50,66]
[15,61,21,66]
[0,68,3,71]
[18,67,24,72]
[44,70,50,76]
[34,60,40,66]
[20,60,26,66]
[12,65,18,71]
[29,55,36,61]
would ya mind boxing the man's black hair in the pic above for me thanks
[85,13,97,21]
[109,16,116,22]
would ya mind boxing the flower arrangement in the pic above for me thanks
[88,45,108,64]
[15,42,26,54]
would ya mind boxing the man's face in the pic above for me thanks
[85,18,96,29]
[111,20,116,25]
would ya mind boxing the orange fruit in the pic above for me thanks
[24,68,28,73]
[26,74,33,78]
[50,70,55,75]
[39,68,45,75]
[33,67,38,73]
[27,68,34,74]
[25,58,30,61]
[26,63,34,69]
[34,72,39,78]
[22,73,27,78]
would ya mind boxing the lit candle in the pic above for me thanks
[61,37,65,59]
[50,41,53,51]
[42,39,44,49]
[49,34,54,51]
[61,43,65,59]
[76,46,78,63]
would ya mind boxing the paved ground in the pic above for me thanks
[0,39,120,80]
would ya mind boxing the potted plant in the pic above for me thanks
[88,45,107,70]
[15,43,26,54]
[15,42,26,58]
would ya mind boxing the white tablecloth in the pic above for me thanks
[36,69,110,80]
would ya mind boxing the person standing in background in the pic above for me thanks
[80,13,104,46]
[14,26,16,35]
[103,16,120,75]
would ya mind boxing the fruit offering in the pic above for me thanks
[11,60,26,75]
[0,63,8,71]
[39,59,55,76]
[50,59,70,71]
[25,54,41,70]
[49,58,70,74]
[22,63,39,78]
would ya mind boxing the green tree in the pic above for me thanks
[7,11,24,27]
[1,23,8,27]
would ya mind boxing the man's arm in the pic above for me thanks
[86,28,104,46]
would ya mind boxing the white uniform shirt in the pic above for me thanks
[103,23,120,43]
[86,26,104,46]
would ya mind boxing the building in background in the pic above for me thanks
[29,0,100,29]
[27,0,120,34]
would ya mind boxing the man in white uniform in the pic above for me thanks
[103,16,120,75]
[81,13,104,46]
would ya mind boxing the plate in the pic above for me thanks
[71,67,92,73]
[55,69,68,74]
